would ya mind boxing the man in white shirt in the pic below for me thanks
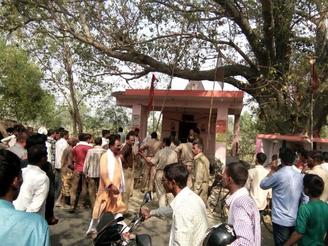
[101,129,110,148]
[141,163,208,246]
[14,144,50,217]
[245,152,271,212]
[55,130,69,199]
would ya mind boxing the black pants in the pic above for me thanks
[42,162,55,222]
[272,222,294,246]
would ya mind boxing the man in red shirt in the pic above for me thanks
[70,133,93,213]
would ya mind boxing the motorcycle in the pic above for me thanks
[94,192,153,246]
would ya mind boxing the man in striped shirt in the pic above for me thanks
[83,137,106,209]
[222,161,261,246]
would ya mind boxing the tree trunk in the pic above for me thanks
[63,44,83,135]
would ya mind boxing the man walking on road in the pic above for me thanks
[87,134,127,236]
[70,133,93,212]
[55,130,69,200]
[83,137,105,209]
[141,163,208,246]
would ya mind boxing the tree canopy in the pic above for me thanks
[1,0,327,135]
[0,40,55,124]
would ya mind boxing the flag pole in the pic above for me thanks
[310,91,314,151]
[309,57,316,151]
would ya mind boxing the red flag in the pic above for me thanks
[147,74,157,112]
[311,63,319,94]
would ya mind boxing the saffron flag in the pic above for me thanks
[147,74,157,112]
[311,63,319,94]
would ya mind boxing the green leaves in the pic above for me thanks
[0,40,54,124]
[0,0,327,135]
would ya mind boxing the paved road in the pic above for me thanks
[50,190,274,246]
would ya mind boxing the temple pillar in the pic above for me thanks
[215,107,228,165]
[131,105,148,140]
[231,114,240,157]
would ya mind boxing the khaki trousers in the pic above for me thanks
[141,163,156,192]
[61,167,73,197]
[70,171,87,208]
[154,170,168,207]
[122,168,134,206]
[197,183,209,204]
[86,177,99,209]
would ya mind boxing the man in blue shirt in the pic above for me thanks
[260,148,306,246]
[0,149,50,246]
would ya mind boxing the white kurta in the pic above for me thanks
[245,165,271,210]
[55,138,68,169]
[14,165,49,217]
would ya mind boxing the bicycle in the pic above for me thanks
[207,174,229,221]
[261,198,273,234]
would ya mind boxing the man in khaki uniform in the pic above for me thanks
[56,137,77,208]
[151,138,178,207]
[192,142,210,204]
[139,132,162,192]
[175,137,194,188]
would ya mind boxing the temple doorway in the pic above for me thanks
[178,114,197,143]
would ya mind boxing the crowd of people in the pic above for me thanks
[1,124,328,246]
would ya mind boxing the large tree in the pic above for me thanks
[1,16,111,134]
[1,0,327,135]
[0,40,56,126]
[31,37,108,135]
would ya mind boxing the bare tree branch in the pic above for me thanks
[213,0,268,65]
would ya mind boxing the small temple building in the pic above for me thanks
[256,134,328,165]
[112,81,244,164]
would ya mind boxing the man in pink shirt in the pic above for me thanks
[70,133,93,213]
[223,161,261,246]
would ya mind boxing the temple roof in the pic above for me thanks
[257,134,328,143]
[112,89,244,114]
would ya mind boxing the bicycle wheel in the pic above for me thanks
[219,192,229,221]
[261,209,273,234]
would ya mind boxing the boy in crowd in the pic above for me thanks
[284,174,328,246]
